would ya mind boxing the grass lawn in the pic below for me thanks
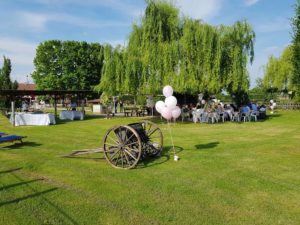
[0,111,300,225]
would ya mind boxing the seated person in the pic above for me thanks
[251,102,258,112]
[70,102,77,111]
[216,103,224,114]
[240,105,250,115]
[258,104,267,119]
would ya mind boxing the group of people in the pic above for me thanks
[180,99,268,123]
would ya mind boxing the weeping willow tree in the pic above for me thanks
[124,0,181,95]
[262,46,294,92]
[177,18,222,94]
[220,21,255,105]
[94,45,125,98]
[97,0,255,104]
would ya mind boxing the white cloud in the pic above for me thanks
[58,14,130,28]
[18,11,49,31]
[0,38,37,65]
[244,0,260,6]
[175,0,223,20]
[16,11,131,32]
[34,0,143,17]
[248,44,287,87]
[0,38,37,82]
[255,17,290,33]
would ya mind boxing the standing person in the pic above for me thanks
[146,96,154,116]
[115,99,118,114]
[113,97,118,114]
[119,101,124,113]
[106,103,112,119]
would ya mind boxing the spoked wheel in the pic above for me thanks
[141,120,163,156]
[103,125,142,169]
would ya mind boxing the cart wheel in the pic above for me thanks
[103,125,142,169]
[141,120,163,156]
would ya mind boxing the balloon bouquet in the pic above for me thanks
[155,85,181,161]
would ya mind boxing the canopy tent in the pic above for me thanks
[0,90,93,126]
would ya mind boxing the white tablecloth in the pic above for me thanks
[12,113,56,126]
[59,111,84,120]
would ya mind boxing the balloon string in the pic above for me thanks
[167,121,176,156]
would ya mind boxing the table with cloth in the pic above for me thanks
[11,112,56,126]
[59,111,84,120]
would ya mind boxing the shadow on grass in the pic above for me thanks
[195,142,219,150]
[0,187,58,207]
[1,179,44,191]
[267,113,282,119]
[0,173,79,225]
[139,145,183,169]
[142,116,193,126]
[0,167,22,174]
[251,113,282,123]
[62,154,105,161]
[61,145,183,169]
[0,141,42,150]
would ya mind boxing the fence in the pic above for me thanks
[276,103,300,110]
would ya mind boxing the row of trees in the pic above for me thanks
[32,1,255,105]
[260,0,300,99]
[95,0,255,102]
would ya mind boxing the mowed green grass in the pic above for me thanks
[0,111,300,225]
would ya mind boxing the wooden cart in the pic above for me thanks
[102,120,163,169]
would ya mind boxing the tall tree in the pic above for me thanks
[292,0,300,97]
[220,21,255,96]
[32,40,104,90]
[0,56,17,109]
[0,56,14,89]
[262,46,293,91]
[127,0,180,95]
[94,45,124,96]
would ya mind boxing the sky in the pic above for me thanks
[0,0,296,87]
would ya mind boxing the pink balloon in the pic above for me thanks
[163,85,173,97]
[161,107,172,120]
[172,106,181,119]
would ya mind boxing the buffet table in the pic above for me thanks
[59,111,84,120]
[11,112,56,126]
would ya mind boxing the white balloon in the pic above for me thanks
[165,96,177,110]
[270,99,274,104]
[155,101,165,113]
[163,85,173,97]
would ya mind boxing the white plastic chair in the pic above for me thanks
[192,109,203,123]
[250,111,259,121]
